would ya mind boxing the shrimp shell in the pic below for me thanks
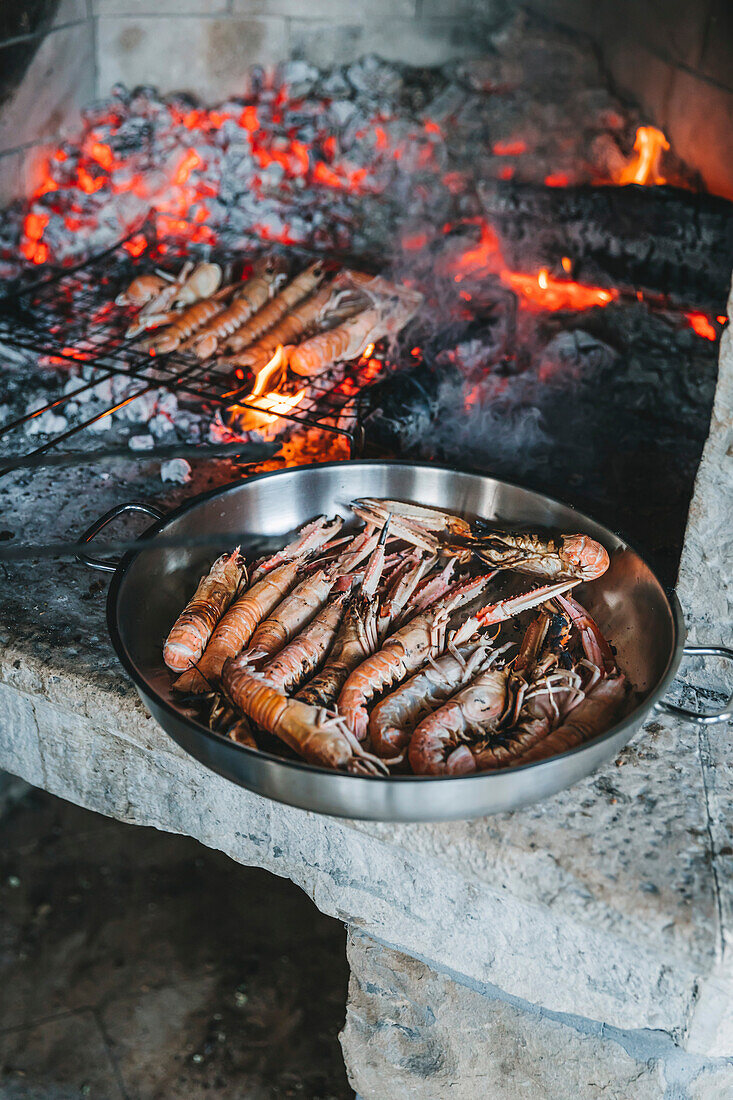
[288,307,383,377]
[243,569,335,662]
[174,559,300,693]
[261,591,348,692]
[116,273,168,307]
[223,262,325,353]
[149,298,226,354]
[369,642,490,757]
[510,673,628,766]
[163,549,243,672]
[190,260,286,359]
[227,282,336,370]
[173,262,222,307]
[337,574,491,741]
[408,667,509,775]
[296,591,379,709]
[222,663,371,771]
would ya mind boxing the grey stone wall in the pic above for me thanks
[0,2,96,203]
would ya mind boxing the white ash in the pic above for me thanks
[161,458,192,484]
[128,434,155,451]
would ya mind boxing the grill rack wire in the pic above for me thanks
[0,228,380,476]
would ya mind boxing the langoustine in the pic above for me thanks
[408,665,510,775]
[190,257,286,359]
[369,641,494,758]
[163,549,244,673]
[353,499,610,582]
[260,592,349,693]
[338,574,576,741]
[242,568,337,663]
[337,574,493,741]
[221,664,388,773]
[223,262,325,354]
[148,297,226,354]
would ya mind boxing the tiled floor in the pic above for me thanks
[0,789,352,1099]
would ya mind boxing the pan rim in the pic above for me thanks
[106,459,686,786]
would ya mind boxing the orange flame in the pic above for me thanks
[617,126,670,186]
[226,346,306,432]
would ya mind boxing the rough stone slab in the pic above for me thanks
[341,931,733,1100]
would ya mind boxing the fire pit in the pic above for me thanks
[1,5,732,1096]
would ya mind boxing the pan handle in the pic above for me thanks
[77,501,165,573]
[655,645,733,725]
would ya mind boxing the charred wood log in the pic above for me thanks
[479,181,733,309]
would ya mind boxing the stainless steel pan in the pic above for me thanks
[80,461,733,821]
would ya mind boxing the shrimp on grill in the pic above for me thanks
[116,273,168,307]
[227,283,335,370]
[288,307,383,377]
[174,559,301,694]
[370,640,495,758]
[138,261,193,319]
[223,262,325,354]
[221,664,388,774]
[190,258,286,359]
[172,262,222,307]
[353,499,610,582]
[148,297,226,354]
[163,549,244,673]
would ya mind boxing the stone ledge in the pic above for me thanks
[341,931,733,1100]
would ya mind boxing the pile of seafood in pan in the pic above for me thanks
[117,256,422,380]
[163,499,629,777]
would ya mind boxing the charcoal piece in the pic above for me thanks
[479,181,733,309]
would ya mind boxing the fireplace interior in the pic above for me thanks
[0,1,731,592]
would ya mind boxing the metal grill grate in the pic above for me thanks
[0,231,381,474]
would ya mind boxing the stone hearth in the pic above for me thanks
[0,281,731,1094]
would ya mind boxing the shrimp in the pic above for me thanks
[369,641,493,757]
[138,261,193,319]
[337,574,493,741]
[250,516,342,584]
[408,666,510,775]
[173,559,300,693]
[354,499,611,582]
[227,282,336,370]
[288,307,384,377]
[172,262,222,307]
[339,575,576,740]
[295,528,390,708]
[288,281,422,377]
[190,258,286,359]
[221,664,388,773]
[116,273,168,307]
[148,297,226,354]
[163,549,244,673]
[261,591,349,692]
[223,262,325,354]
[242,568,336,663]
[511,673,628,765]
